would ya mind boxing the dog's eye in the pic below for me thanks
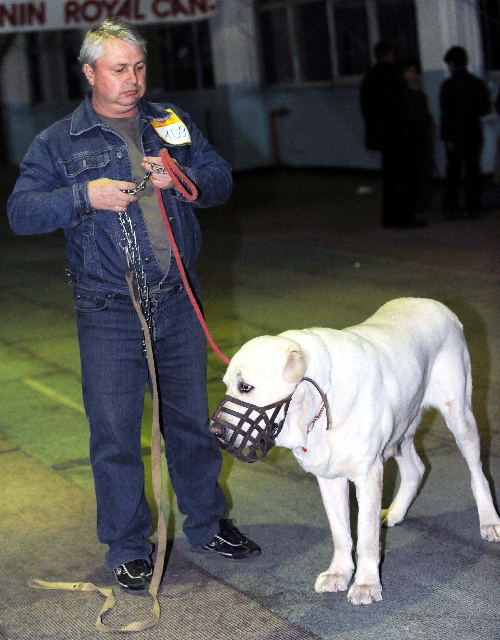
[238,381,253,393]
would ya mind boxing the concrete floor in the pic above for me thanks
[0,167,499,639]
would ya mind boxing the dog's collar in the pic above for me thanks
[301,377,331,431]
[300,377,331,453]
[307,403,326,434]
[302,399,327,452]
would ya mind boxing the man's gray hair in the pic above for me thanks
[78,19,147,67]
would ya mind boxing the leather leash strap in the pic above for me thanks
[156,148,231,365]
[29,271,165,633]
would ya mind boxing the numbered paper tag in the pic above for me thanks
[151,110,191,145]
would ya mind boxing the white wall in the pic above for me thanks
[416,0,484,73]
[211,0,260,86]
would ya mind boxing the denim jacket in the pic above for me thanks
[7,94,232,293]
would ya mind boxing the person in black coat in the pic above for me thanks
[440,46,491,219]
[360,41,427,228]
[400,58,435,219]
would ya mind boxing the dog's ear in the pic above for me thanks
[283,349,307,384]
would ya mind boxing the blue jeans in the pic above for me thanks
[73,280,227,570]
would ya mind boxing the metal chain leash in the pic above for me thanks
[117,209,152,340]
[115,162,172,342]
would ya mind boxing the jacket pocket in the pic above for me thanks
[62,151,111,180]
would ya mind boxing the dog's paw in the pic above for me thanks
[480,523,500,542]
[347,582,383,605]
[380,508,393,527]
[314,570,352,593]
[380,508,403,528]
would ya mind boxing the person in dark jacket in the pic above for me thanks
[360,41,427,228]
[400,58,435,219]
[440,46,491,219]
[7,19,261,593]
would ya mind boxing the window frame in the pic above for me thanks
[256,0,420,88]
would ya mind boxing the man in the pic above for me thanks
[8,19,260,592]
[440,46,491,219]
[360,41,426,228]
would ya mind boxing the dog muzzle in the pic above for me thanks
[210,394,293,463]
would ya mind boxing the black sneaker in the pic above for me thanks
[113,558,153,591]
[202,519,261,559]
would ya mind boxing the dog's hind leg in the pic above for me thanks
[314,476,355,594]
[440,401,500,541]
[429,346,500,540]
[381,438,425,527]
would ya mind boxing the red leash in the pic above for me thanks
[155,148,231,366]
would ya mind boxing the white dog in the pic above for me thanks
[211,298,500,605]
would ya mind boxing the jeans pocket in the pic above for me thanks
[73,292,107,312]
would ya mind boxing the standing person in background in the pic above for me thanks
[400,58,435,222]
[440,46,491,219]
[492,81,500,185]
[7,19,260,594]
[360,41,427,228]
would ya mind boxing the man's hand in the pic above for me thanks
[88,178,139,213]
[142,156,176,190]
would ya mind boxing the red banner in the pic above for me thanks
[0,0,217,32]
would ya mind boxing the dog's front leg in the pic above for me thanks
[314,476,355,593]
[348,462,383,605]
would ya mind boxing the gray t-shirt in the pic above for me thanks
[100,113,171,272]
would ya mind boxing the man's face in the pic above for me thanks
[83,37,146,117]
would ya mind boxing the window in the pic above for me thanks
[27,30,86,104]
[143,20,214,93]
[257,0,419,86]
[333,2,370,76]
[479,0,500,71]
[296,2,332,81]
[26,33,43,104]
[376,0,419,61]
[260,6,294,84]
[62,30,87,101]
